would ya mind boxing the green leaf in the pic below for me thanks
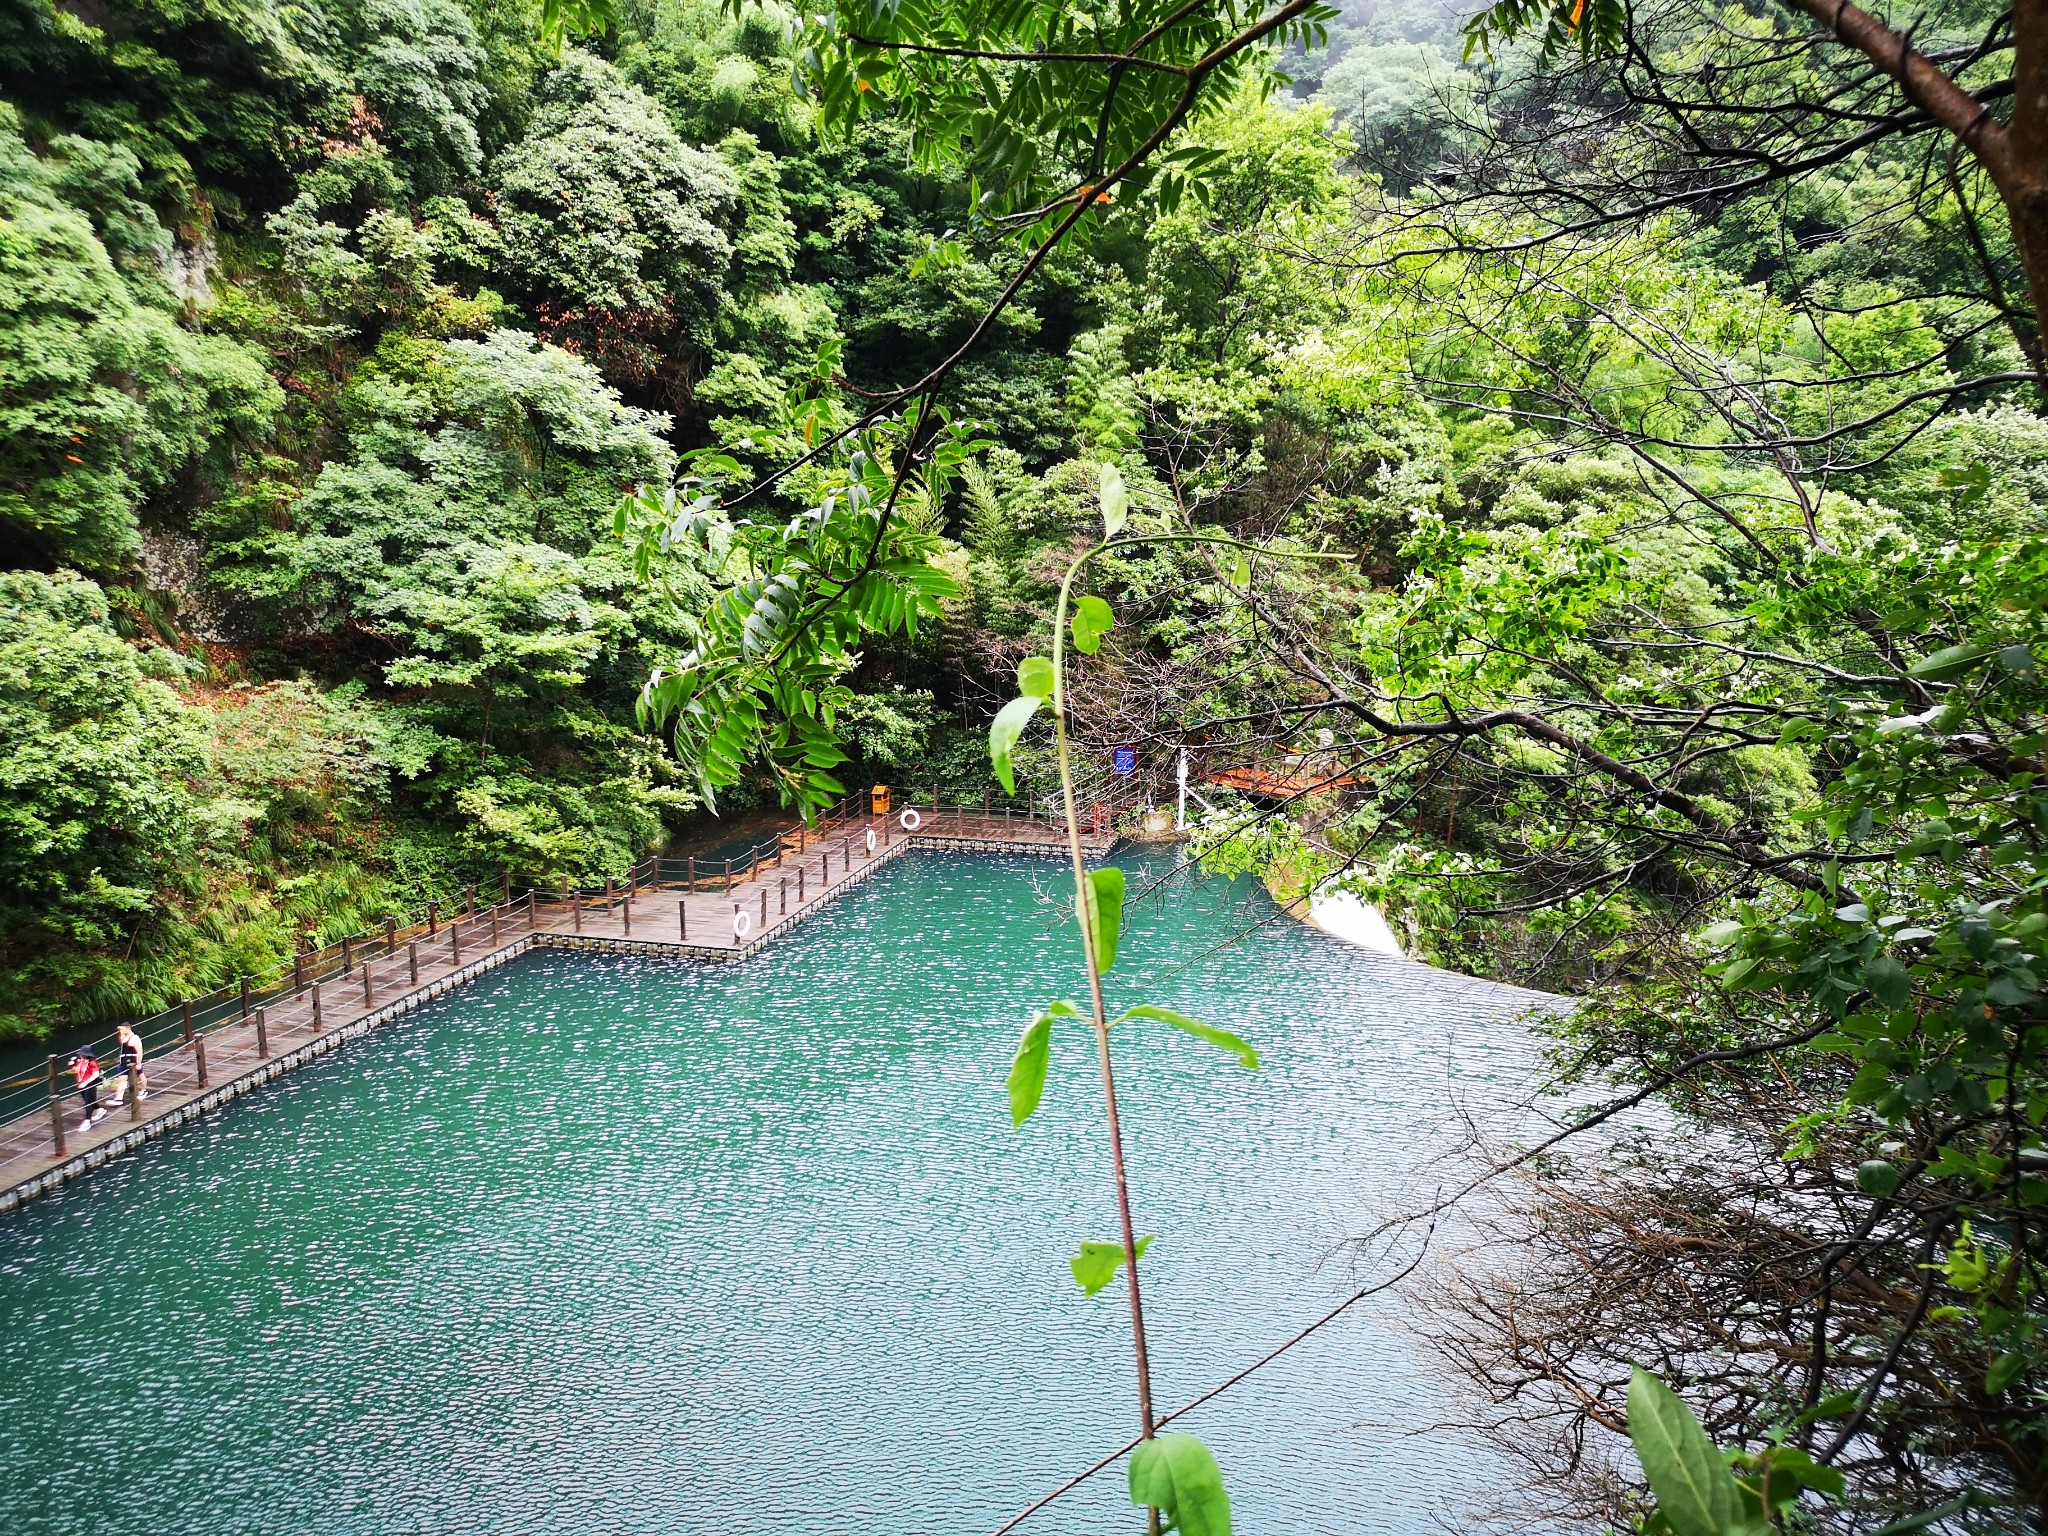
[1856,1160,1901,1198]
[1127,1432,1230,1536]
[1906,642,1997,681]
[1867,1495,1983,1536]
[1072,1233,1152,1296]
[1695,919,1744,947]
[1100,463,1129,538]
[1017,655,1055,699]
[989,694,1043,794]
[1232,552,1251,587]
[1007,1013,1053,1127]
[1717,957,1762,991]
[1987,1351,2028,1394]
[1864,956,1912,1009]
[1627,1367,1747,1536]
[1122,1004,1259,1069]
[1071,594,1114,654]
[1080,866,1124,973]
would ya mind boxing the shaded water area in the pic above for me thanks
[0,853,1556,1534]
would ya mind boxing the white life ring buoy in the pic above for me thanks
[733,907,753,938]
[899,807,923,832]
[865,827,878,853]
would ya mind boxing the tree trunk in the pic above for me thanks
[1782,0,2048,378]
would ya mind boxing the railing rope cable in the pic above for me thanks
[0,807,1135,1137]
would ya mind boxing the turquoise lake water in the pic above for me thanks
[0,853,1553,1534]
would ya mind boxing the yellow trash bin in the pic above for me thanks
[871,784,891,816]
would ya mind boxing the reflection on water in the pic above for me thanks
[0,853,1558,1535]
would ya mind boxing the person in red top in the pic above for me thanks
[69,1051,106,1129]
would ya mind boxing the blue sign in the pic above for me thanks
[1113,747,1137,776]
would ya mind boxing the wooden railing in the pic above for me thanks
[1,785,1147,1150]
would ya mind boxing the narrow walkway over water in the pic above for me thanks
[0,807,1112,1211]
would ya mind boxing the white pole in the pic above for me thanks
[1175,746,1188,831]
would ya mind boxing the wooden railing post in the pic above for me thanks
[605,877,615,916]
[47,1057,66,1155]
[342,934,353,976]
[465,885,476,918]
[724,857,732,890]
[688,855,697,894]
[798,867,805,903]
[240,975,252,1019]
[572,887,582,933]
[182,999,195,1047]
[193,1030,208,1090]
[408,941,420,986]
[384,916,397,955]
[362,961,373,1007]
[759,887,768,928]
[312,982,323,1031]
[502,870,512,906]
[126,1057,143,1122]
[294,949,305,996]
[623,897,632,938]
[428,901,439,937]
[255,1007,270,1060]
[451,920,462,965]
[490,904,500,946]
[678,900,687,940]
[780,877,788,915]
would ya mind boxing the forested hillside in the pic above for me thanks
[6,0,2048,1521]
[0,0,1066,1034]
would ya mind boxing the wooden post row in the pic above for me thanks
[47,1057,65,1156]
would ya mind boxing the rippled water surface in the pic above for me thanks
[0,853,1554,1535]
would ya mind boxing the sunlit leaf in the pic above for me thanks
[1626,1367,1746,1536]
[1018,655,1056,699]
[1080,866,1124,973]
[1072,594,1114,655]
[990,693,1043,793]
[1006,1003,1074,1126]
[1128,1432,1230,1536]
[1100,463,1129,538]
[1072,1234,1152,1296]
[1120,1004,1258,1068]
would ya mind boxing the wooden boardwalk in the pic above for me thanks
[0,808,1110,1214]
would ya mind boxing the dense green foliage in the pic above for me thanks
[5,0,2048,1525]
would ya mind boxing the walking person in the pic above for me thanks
[69,1051,106,1129]
[106,1025,147,1108]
